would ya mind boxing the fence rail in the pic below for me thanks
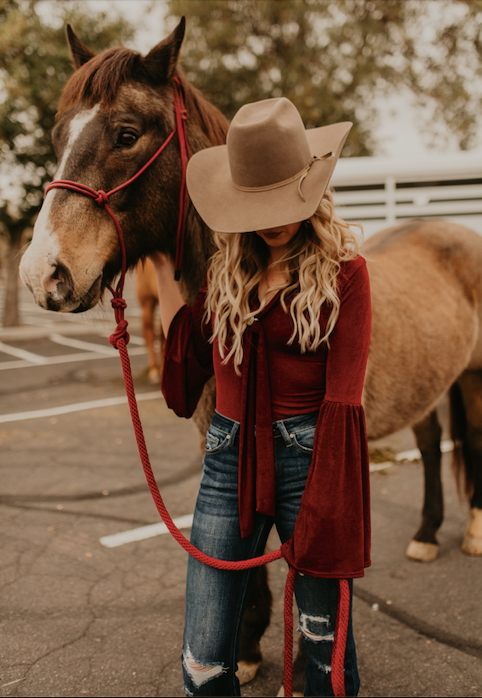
[331,152,482,237]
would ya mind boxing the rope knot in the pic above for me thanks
[111,297,127,310]
[109,319,130,348]
[95,190,109,207]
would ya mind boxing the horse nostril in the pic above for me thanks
[47,261,74,302]
[52,266,64,283]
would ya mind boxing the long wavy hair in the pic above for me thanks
[205,189,362,373]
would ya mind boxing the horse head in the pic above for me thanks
[20,18,228,312]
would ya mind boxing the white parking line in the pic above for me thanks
[100,441,456,547]
[395,439,454,462]
[0,390,163,424]
[0,346,147,371]
[369,461,393,472]
[368,439,454,472]
[0,340,48,364]
[49,333,118,355]
[0,359,41,371]
[100,514,194,548]
[100,333,146,346]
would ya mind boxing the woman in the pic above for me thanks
[151,97,371,697]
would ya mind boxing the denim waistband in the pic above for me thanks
[211,409,319,446]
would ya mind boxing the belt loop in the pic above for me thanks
[276,419,293,447]
[229,420,240,447]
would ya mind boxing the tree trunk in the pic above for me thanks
[2,227,23,327]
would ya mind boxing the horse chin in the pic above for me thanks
[71,273,103,313]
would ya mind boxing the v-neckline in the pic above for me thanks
[252,287,281,316]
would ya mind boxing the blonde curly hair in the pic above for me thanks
[205,189,362,373]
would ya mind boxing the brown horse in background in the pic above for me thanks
[19,18,482,689]
[362,222,482,562]
[136,258,164,384]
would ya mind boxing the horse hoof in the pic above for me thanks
[148,368,161,385]
[406,539,439,562]
[277,686,303,697]
[462,507,482,556]
[236,660,261,685]
[462,534,482,555]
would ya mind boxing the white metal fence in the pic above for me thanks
[331,151,482,239]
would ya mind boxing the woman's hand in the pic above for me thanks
[148,252,185,337]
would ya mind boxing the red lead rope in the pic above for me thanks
[44,77,350,697]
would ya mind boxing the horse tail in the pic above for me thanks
[449,381,475,501]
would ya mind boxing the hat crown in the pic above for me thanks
[227,98,312,188]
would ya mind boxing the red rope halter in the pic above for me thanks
[44,76,350,697]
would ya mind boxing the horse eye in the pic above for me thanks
[118,131,138,147]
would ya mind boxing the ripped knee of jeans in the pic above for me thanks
[298,610,335,643]
[317,662,332,674]
[183,644,228,689]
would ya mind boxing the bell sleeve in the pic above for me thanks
[281,257,372,578]
[161,284,214,418]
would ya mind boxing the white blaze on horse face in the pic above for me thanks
[20,105,101,307]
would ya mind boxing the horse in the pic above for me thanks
[135,258,165,384]
[19,18,482,691]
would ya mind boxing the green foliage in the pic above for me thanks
[0,0,133,232]
[166,0,482,157]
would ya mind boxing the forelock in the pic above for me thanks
[57,47,142,117]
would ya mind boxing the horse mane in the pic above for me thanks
[176,71,228,146]
[57,47,229,146]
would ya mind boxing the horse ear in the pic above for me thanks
[139,17,186,84]
[66,24,96,70]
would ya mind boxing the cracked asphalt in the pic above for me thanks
[1,287,482,696]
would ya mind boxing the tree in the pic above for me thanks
[0,0,133,326]
[166,0,482,155]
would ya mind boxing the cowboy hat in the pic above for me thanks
[186,97,352,233]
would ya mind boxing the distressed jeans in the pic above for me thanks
[183,410,360,697]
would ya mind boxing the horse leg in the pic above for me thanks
[237,565,272,685]
[141,296,161,384]
[453,372,482,555]
[276,635,306,697]
[237,568,305,695]
[406,409,443,562]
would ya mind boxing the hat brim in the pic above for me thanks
[186,121,352,233]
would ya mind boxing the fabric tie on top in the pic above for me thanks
[238,308,277,538]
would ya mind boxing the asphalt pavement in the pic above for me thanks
[1,279,481,697]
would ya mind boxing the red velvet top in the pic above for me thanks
[214,294,328,421]
[162,256,372,578]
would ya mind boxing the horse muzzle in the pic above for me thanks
[20,253,103,313]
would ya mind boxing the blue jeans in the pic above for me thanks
[183,411,360,697]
